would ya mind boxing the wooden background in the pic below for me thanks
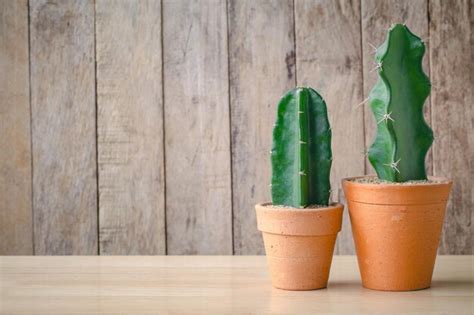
[1,0,472,255]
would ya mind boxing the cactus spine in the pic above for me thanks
[271,87,332,208]
[368,24,433,182]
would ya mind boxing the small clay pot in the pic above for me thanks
[255,203,343,290]
[342,176,452,291]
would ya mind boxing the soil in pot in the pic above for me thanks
[255,203,343,290]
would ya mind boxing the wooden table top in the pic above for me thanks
[1,255,472,314]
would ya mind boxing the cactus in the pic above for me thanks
[368,24,433,182]
[271,87,332,208]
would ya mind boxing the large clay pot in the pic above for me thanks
[342,176,452,291]
[255,203,343,290]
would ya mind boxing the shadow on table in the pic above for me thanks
[327,280,361,290]
[328,278,474,291]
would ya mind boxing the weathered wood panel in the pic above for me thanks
[0,0,472,256]
[30,0,97,254]
[96,0,166,255]
[295,0,364,254]
[229,0,296,255]
[471,0,474,258]
[163,0,232,254]
[429,0,472,254]
[361,0,431,175]
[0,0,33,255]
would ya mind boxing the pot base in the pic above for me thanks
[362,284,431,292]
[263,233,336,290]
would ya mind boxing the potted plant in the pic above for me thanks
[342,24,452,291]
[256,87,343,290]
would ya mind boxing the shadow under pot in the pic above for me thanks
[255,203,343,290]
[342,176,452,291]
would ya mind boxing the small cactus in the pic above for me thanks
[271,87,332,208]
[368,24,433,182]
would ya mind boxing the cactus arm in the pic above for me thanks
[271,87,332,208]
[307,88,332,205]
[368,78,398,181]
[296,88,310,206]
[271,90,299,207]
[368,24,433,182]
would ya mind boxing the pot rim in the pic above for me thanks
[256,202,343,213]
[255,202,343,236]
[342,175,452,188]
[342,176,453,205]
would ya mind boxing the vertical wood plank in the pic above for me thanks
[0,0,33,255]
[228,0,296,255]
[295,0,364,254]
[96,0,165,255]
[471,0,474,256]
[430,0,472,254]
[30,0,97,254]
[163,0,232,254]
[361,0,431,175]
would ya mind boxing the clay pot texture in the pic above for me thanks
[255,203,343,290]
[342,176,452,291]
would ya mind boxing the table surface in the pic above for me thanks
[1,255,472,315]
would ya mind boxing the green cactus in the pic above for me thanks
[368,24,433,182]
[271,87,332,208]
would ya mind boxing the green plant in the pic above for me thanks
[271,87,332,208]
[368,24,433,182]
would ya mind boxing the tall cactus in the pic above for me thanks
[368,24,433,182]
[271,87,332,208]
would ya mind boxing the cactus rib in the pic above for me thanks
[271,87,332,208]
[368,24,433,182]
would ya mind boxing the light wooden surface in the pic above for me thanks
[0,0,472,255]
[96,0,166,255]
[0,256,472,314]
[29,0,98,255]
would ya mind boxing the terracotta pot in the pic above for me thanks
[342,176,452,291]
[255,203,343,290]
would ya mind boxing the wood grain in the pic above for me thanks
[163,0,232,254]
[0,0,33,255]
[0,0,472,256]
[30,0,97,254]
[471,0,473,257]
[96,0,165,255]
[228,0,295,255]
[429,0,473,254]
[295,0,364,254]
[1,256,472,314]
[361,0,432,175]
